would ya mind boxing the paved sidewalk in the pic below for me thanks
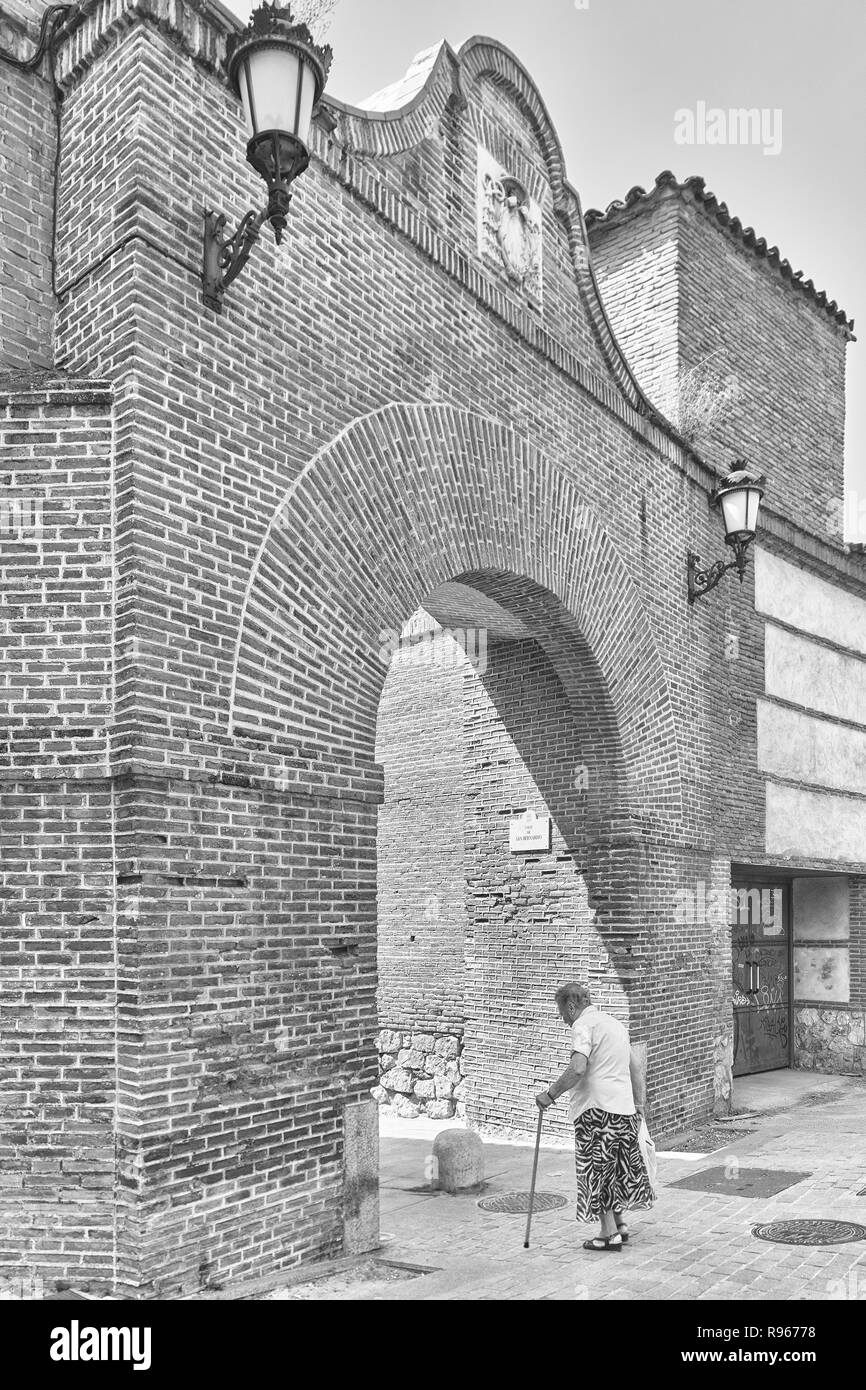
[352,1071,866,1301]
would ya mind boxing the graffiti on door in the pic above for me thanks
[731,885,791,1075]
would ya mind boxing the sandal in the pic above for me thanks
[582,1235,623,1253]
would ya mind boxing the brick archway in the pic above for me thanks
[229,401,684,839]
[226,401,688,1168]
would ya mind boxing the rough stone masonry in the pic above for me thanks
[1,0,864,1298]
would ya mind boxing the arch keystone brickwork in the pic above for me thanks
[229,401,685,836]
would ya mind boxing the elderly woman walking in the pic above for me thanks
[536,982,654,1251]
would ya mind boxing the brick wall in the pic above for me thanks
[2,0,50,24]
[109,774,371,1295]
[374,621,735,1139]
[0,0,863,1294]
[588,183,852,543]
[678,202,848,544]
[0,3,58,371]
[0,376,116,1288]
[463,634,629,1143]
[585,195,680,421]
[850,877,866,1011]
[373,621,468,1121]
[375,622,467,1038]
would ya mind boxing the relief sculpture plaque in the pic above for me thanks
[477,147,543,303]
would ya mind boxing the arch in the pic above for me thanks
[228,402,684,838]
[373,600,638,1137]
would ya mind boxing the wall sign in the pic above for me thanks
[509,809,552,853]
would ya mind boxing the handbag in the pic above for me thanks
[637,1115,657,1196]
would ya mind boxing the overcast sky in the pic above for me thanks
[227,0,865,532]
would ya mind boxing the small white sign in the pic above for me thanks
[509,810,551,853]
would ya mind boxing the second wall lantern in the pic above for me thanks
[688,461,766,603]
[202,4,333,313]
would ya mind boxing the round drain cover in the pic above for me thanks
[477,1192,568,1214]
[753,1219,866,1247]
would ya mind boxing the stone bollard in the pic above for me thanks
[431,1128,484,1193]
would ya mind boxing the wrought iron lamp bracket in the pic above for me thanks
[687,537,751,604]
[202,207,268,313]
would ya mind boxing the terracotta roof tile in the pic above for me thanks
[585,171,854,334]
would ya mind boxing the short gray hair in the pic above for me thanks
[555,981,592,1010]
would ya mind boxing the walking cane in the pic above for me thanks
[524,1106,545,1249]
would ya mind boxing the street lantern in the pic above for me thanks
[715,470,764,547]
[688,462,766,603]
[202,4,333,313]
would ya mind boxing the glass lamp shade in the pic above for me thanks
[225,9,333,242]
[235,45,319,146]
[718,484,763,541]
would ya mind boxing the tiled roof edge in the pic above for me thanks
[585,171,854,335]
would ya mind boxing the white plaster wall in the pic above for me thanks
[765,625,866,727]
[757,701,866,794]
[792,876,850,939]
[766,783,866,862]
[755,549,866,657]
[794,947,850,1003]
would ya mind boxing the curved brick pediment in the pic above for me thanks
[328,34,653,414]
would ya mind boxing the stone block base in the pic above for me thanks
[375,1028,464,1117]
[794,1007,866,1074]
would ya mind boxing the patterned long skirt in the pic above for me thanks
[573,1108,655,1221]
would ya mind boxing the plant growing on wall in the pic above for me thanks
[292,0,339,39]
[677,349,741,444]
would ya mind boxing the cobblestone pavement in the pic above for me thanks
[327,1072,866,1301]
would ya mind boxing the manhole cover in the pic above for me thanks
[477,1191,568,1214]
[753,1220,866,1247]
[669,1167,810,1198]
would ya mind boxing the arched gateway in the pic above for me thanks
[229,401,684,831]
[5,0,861,1303]
[226,399,687,1171]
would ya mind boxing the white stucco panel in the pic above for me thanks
[755,549,866,658]
[765,626,866,727]
[792,875,850,940]
[794,946,850,1003]
[766,783,866,864]
[757,699,866,794]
